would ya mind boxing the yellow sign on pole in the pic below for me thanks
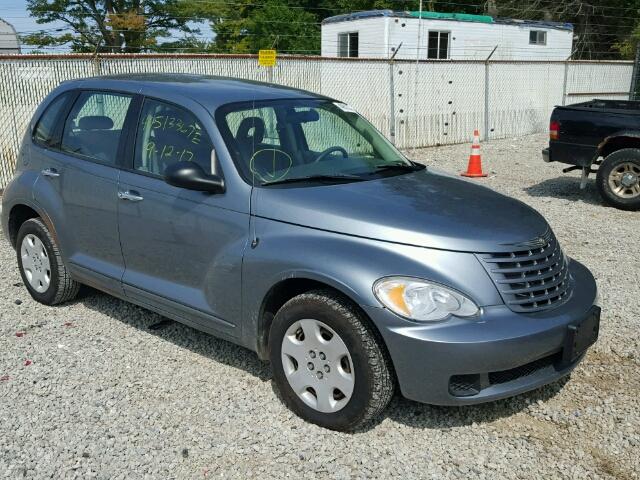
[258,49,277,67]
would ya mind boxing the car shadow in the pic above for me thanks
[78,287,273,383]
[523,176,603,206]
[78,287,570,433]
[376,378,568,432]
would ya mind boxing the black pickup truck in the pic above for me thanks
[543,99,640,210]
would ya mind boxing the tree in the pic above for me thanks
[180,0,480,55]
[175,0,320,54]
[492,0,640,60]
[23,0,193,53]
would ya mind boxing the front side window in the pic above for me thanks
[529,30,547,45]
[427,31,450,59]
[60,91,132,165]
[338,32,359,58]
[33,91,72,147]
[133,99,213,176]
[216,99,420,186]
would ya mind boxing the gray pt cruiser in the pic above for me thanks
[2,74,600,431]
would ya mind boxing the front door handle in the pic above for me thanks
[41,168,60,178]
[118,190,144,202]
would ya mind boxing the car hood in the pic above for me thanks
[253,168,550,253]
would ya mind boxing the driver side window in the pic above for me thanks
[134,99,213,176]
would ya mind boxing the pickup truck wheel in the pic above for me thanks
[596,149,640,210]
[269,290,394,431]
[16,218,80,305]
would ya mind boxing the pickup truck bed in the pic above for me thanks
[543,99,640,210]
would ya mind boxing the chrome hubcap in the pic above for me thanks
[20,234,51,293]
[608,162,640,198]
[281,319,355,413]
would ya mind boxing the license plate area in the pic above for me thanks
[562,306,600,365]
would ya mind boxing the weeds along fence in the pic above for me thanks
[0,53,633,189]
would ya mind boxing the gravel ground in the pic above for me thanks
[1,133,638,479]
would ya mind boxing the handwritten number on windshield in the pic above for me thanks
[147,114,203,145]
[146,141,194,162]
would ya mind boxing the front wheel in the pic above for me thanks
[269,290,394,431]
[596,149,640,210]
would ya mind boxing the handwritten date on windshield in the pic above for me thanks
[145,142,194,162]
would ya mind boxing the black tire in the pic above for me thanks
[16,218,80,305]
[269,290,394,431]
[596,149,640,211]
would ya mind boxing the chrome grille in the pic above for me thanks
[477,231,572,313]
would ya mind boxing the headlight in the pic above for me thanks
[373,276,479,322]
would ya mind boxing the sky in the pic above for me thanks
[2,0,66,38]
[1,0,213,53]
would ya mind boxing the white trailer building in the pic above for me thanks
[0,19,20,54]
[321,10,573,61]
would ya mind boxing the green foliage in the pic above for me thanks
[614,24,640,59]
[21,0,640,59]
[24,0,193,52]
[494,0,640,60]
[246,2,319,53]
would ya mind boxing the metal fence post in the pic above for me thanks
[388,42,402,145]
[92,53,102,77]
[561,59,569,106]
[484,46,498,142]
[389,62,396,144]
[630,46,640,101]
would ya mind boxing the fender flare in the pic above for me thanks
[5,197,59,248]
[251,269,378,360]
[596,130,640,160]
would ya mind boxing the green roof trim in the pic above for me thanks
[409,11,494,23]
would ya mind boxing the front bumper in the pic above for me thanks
[364,259,598,406]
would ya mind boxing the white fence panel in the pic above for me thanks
[488,62,565,139]
[394,61,486,148]
[0,54,633,189]
[320,60,390,137]
[565,61,633,105]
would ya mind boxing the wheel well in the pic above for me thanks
[256,278,379,362]
[7,205,39,248]
[600,136,640,159]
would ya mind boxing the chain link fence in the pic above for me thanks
[0,53,634,189]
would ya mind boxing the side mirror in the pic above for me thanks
[164,161,225,194]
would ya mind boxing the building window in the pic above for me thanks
[529,30,547,45]
[338,32,359,58]
[427,31,450,59]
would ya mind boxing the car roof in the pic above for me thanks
[66,73,331,110]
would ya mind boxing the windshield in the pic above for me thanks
[215,99,420,186]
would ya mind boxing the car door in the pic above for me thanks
[33,89,134,294]
[117,96,248,339]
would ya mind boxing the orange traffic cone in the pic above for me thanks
[461,129,487,178]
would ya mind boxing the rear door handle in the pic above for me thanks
[41,168,60,178]
[118,190,144,202]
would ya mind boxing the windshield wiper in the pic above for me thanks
[374,162,425,172]
[262,174,365,186]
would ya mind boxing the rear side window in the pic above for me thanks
[133,99,213,176]
[60,91,133,165]
[33,92,72,147]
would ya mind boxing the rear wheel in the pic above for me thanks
[16,218,80,305]
[596,149,640,210]
[269,290,394,431]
